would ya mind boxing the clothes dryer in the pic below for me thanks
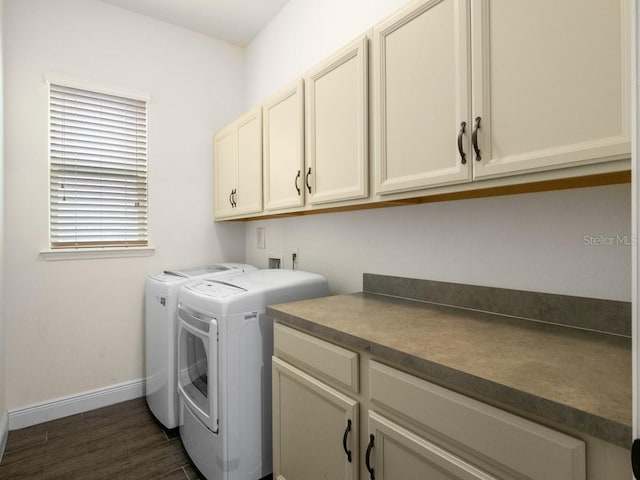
[177,269,329,480]
[145,263,256,429]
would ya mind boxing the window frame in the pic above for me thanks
[41,73,154,260]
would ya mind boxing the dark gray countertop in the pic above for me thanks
[267,292,631,448]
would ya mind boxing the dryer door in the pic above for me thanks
[177,306,219,433]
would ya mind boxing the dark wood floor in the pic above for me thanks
[0,398,204,480]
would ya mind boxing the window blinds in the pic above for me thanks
[49,83,148,248]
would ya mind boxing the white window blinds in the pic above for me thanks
[49,83,148,249]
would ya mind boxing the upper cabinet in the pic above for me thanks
[214,107,262,220]
[471,0,630,179]
[374,0,630,195]
[374,0,472,195]
[213,0,631,221]
[263,80,306,211]
[305,36,369,205]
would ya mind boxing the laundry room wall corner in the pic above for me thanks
[3,0,246,412]
[0,0,8,460]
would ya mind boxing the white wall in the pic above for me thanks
[0,0,6,419]
[244,0,632,301]
[246,185,631,300]
[244,0,408,108]
[3,0,246,409]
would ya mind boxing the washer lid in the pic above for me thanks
[164,265,230,278]
[185,280,247,298]
[149,263,253,283]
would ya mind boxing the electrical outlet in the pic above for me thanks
[291,248,299,269]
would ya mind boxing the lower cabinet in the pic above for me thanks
[272,357,359,480]
[366,361,585,480]
[273,324,628,480]
[366,411,497,480]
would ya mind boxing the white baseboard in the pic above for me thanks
[0,410,8,461]
[8,378,145,430]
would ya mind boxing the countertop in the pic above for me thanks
[267,292,631,448]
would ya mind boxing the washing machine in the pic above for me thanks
[145,263,256,429]
[177,269,329,480]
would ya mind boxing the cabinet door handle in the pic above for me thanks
[294,170,301,195]
[365,434,375,480]
[472,116,482,161]
[342,419,352,462]
[457,121,467,165]
[232,189,237,207]
[229,190,234,207]
[305,167,312,194]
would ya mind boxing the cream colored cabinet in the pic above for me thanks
[214,127,236,219]
[273,324,360,480]
[274,324,591,480]
[272,358,359,480]
[305,36,369,205]
[366,411,498,480]
[366,361,585,480]
[470,0,630,179]
[374,0,630,195]
[373,0,472,194]
[213,107,262,219]
[263,80,305,211]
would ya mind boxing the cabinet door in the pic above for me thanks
[235,107,263,215]
[373,0,472,195]
[263,80,305,211]
[471,0,631,179]
[306,36,368,205]
[366,411,498,480]
[273,357,358,480]
[213,127,236,219]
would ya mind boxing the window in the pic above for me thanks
[48,82,148,249]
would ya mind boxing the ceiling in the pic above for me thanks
[100,0,289,46]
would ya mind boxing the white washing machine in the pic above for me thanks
[145,263,256,429]
[177,269,329,480]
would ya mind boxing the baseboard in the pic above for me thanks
[0,410,8,461]
[8,378,145,430]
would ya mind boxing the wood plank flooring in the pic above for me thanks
[0,398,204,479]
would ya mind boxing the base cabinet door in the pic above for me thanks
[366,411,498,480]
[272,357,358,480]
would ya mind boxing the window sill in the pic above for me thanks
[40,246,155,261]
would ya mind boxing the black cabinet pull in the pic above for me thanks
[472,116,481,161]
[342,419,352,462]
[295,170,301,195]
[305,167,312,194]
[632,439,640,479]
[232,189,237,207]
[229,190,234,207]
[365,434,375,480]
[457,121,467,165]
